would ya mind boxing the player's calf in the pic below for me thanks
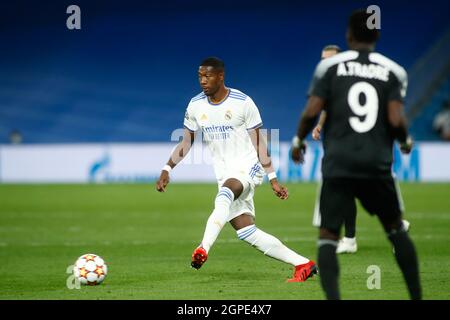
[236,224,312,281]
[386,226,421,300]
[199,187,235,253]
[318,228,340,299]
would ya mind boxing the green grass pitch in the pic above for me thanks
[0,183,449,300]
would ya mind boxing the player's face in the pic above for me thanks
[346,28,355,48]
[321,49,338,60]
[198,66,224,96]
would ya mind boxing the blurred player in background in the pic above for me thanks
[311,45,342,141]
[156,57,317,282]
[291,10,421,299]
[311,45,410,254]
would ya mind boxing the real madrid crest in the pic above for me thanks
[225,110,232,120]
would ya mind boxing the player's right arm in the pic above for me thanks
[156,128,195,192]
[312,110,327,140]
[156,103,198,192]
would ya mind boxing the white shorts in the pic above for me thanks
[217,164,264,222]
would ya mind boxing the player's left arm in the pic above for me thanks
[387,69,413,154]
[245,96,288,200]
[291,96,326,163]
[248,128,288,200]
[388,100,413,154]
[312,110,327,140]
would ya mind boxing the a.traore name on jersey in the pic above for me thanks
[337,61,389,82]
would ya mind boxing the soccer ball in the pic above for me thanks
[73,253,108,285]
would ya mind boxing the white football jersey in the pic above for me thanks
[183,88,263,181]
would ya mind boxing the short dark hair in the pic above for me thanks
[200,57,225,71]
[322,44,341,53]
[348,9,380,44]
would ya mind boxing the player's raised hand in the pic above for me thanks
[156,170,170,192]
[400,136,413,154]
[270,180,289,200]
[312,125,322,140]
[291,142,307,164]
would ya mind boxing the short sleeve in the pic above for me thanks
[307,61,332,99]
[244,97,263,130]
[388,71,408,102]
[183,103,198,132]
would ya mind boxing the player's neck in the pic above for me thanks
[209,86,229,104]
[350,42,375,52]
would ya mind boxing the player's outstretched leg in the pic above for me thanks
[191,186,235,269]
[236,224,317,282]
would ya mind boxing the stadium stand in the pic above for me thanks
[407,27,450,140]
[409,76,450,140]
[1,1,449,143]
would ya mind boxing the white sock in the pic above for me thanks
[200,187,234,252]
[237,224,309,266]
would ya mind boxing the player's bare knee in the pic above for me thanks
[230,214,255,230]
[222,178,243,198]
[319,228,339,241]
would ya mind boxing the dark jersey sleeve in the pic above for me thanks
[387,70,408,103]
[307,62,333,101]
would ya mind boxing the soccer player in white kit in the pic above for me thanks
[156,57,317,282]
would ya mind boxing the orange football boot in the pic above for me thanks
[287,260,318,282]
[191,247,208,270]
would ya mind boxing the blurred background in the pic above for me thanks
[1,1,450,301]
[1,0,449,183]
